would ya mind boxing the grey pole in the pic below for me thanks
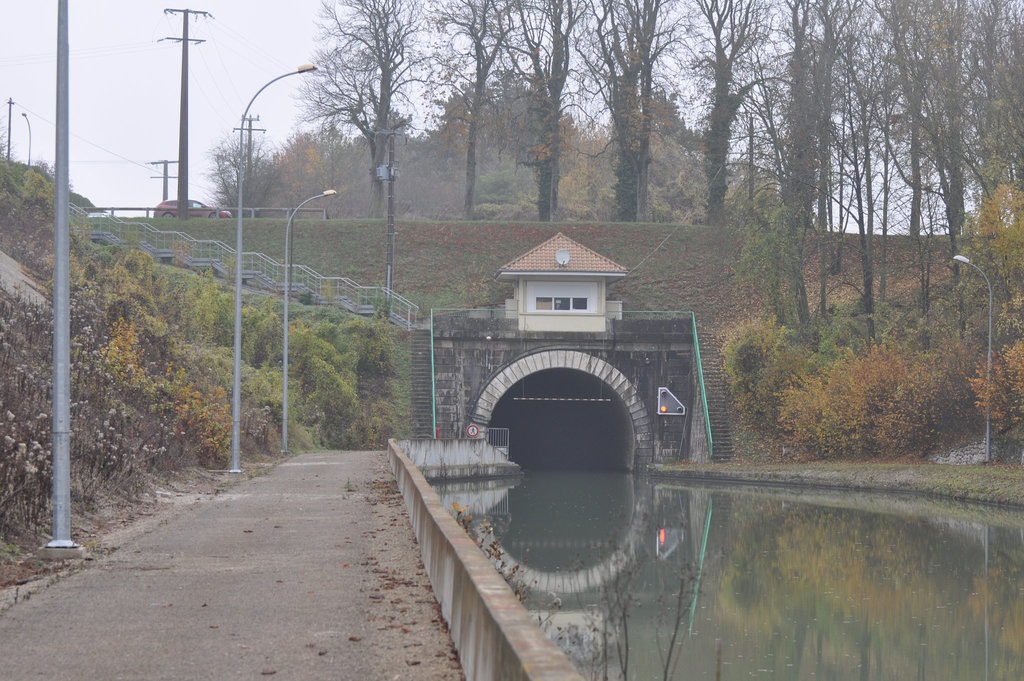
[47,0,76,550]
[282,190,336,453]
[385,132,395,295]
[954,254,993,462]
[5,98,11,161]
[230,64,316,473]
[176,10,189,223]
[21,113,31,166]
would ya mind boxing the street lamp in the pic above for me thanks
[21,113,30,166]
[282,189,336,453]
[230,63,316,473]
[954,254,993,462]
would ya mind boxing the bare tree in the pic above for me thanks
[508,0,583,221]
[965,0,1024,192]
[808,0,856,318]
[878,0,971,252]
[304,0,424,217]
[834,4,884,341]
[206,132,279,210]
[583,0,682,222]
[781,0,815,324]
[274,128,368,215]
[693,0,765,226]
[432,0,513,219]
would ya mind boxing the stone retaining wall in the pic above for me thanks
[387,440,583,681]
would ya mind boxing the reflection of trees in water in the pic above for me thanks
[534,512,705,681]
[438,476,1024,680]
[436,475,711,680]
[718,497,1024,680]
[536,542,700,681]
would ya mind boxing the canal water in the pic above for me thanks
[433,472,1024,681]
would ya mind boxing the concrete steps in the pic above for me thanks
[409,329,434,438]
[695,323,735,461]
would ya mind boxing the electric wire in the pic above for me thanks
[627,223,683,275]
[15,103,157,176]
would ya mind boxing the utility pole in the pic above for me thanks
[164,8,210,221]
[6,98,12,161]
[232,115,265,211]
[149,160,178,201]
[376,130,399,297]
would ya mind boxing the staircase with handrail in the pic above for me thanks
[77,206,418,328]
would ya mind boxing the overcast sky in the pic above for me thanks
[4,1,326,210]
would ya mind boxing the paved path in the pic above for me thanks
[0,451,462,681]
[0,248,47,307]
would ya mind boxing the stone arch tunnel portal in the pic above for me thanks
[486,367,636,471]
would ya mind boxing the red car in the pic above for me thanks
[154,199,231,218]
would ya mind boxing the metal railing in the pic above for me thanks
[74,206,418,328]
[690,313,714,460]
[487,427,510,453]
[85,206,328,219]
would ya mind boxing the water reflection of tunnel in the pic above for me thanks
[489,368,633,471]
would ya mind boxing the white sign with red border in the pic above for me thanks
[466,424,481,438]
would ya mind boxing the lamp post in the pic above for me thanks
[45,0,78,554]
[282,189,336,453]
[954,254,992,462]
[230,63,316,473]
[21,113,30,166]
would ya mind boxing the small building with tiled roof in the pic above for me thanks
[496,232,627,332]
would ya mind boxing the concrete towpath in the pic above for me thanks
[0,450,463,681]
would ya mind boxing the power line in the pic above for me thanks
[0,41,174,68]
[15,102,157,173]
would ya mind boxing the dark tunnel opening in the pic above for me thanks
[488,368,634,471]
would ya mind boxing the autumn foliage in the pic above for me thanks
[970,339,1024,435]
[726,320,978,459]
[779,344,977,459]
[101,319,231,467]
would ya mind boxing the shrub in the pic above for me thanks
[724,320,811,431]
[182,272,233,346]
[780,343,976,459]
[287,321,359,447]
[972,338,1024,436]
[343,316,396,376]
[242,298,282,368]
[161,366,231,467]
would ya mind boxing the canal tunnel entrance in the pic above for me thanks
[488,368,634,471]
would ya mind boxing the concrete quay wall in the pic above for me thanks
[396,438,521,480]
[387,440,583,681]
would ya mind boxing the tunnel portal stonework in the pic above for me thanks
[411,314,711,469]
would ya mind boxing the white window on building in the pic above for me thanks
[526,282,598,313]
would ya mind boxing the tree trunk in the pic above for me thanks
[704,77,734,226]
[909,114,922,238]
[464,113,479,220]
[636,152,650,222]
[860,120,875,342]
[548,114,561,221]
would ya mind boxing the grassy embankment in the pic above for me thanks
[656,461,1024,509]
[144,217,1024,508]
[146,217,752,323]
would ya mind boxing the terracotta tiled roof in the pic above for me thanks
[498,232,627,275]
